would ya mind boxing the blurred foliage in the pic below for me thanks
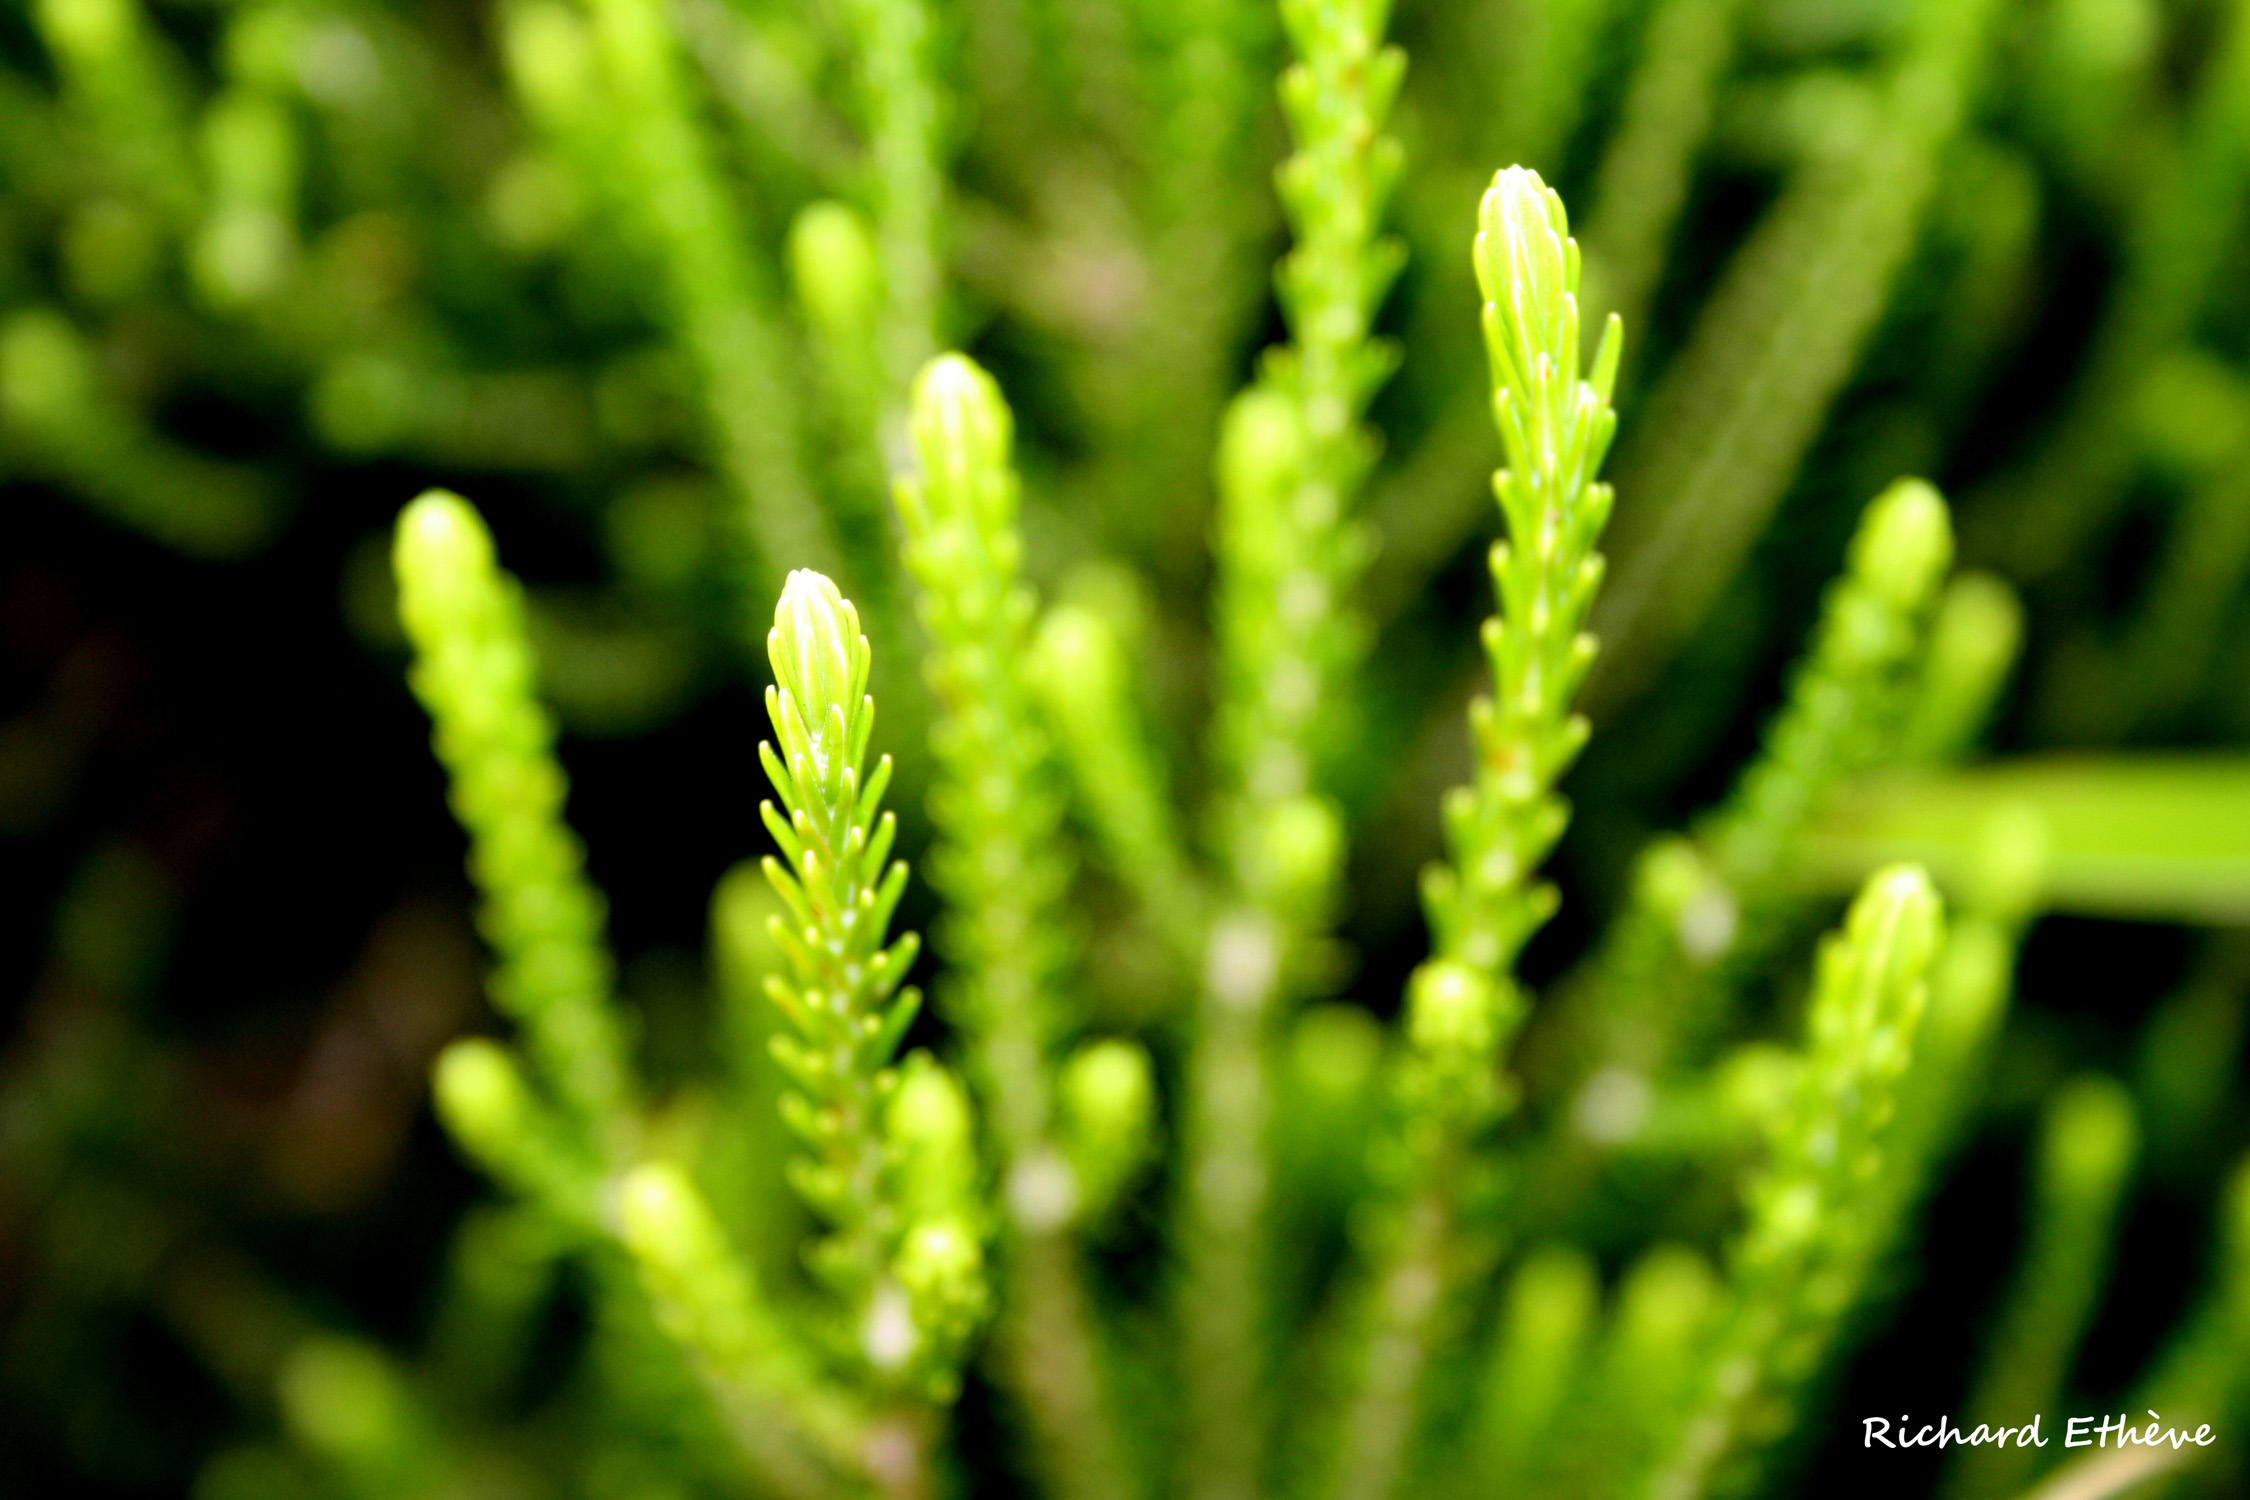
[4,0,2250,1498]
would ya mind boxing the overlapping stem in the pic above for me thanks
[1569,480,1955,1098]
[839,0,945,458]
[1212,0,1403,837]
[1942,1078,2137,1500]
[401,498,866,1496]
[892,360,1068,1157]
[893,355,1131,1500]
[1183,6,1407,1494]
[1642,866,1943,1500]
[1982,0,2250,581]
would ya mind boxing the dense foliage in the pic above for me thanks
[6,2,2250,1499]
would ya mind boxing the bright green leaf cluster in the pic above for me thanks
[1313,166,1623,1500]
[755,569,941,1382]
[1425,166,1623,984]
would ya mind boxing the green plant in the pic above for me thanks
[374,161,2241,1500]
[10,3,2250,1500]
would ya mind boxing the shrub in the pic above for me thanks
[6,3,2250,1500]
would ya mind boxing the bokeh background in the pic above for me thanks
[4,0,2250,1494]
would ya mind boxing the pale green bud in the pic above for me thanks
[1635,837,1709,917]
[1408,959,1495,1059]
[1475,166,1576,394]
[203,94,297,208]
[36,0,131,64]
[1849,478,1954,614]
[1611,1243,1719,1359]
[1244,794,1343,915]
[1059,1039,1156,1219]
[906,354,1016,534]
[1965,800,2048,920]
[1905,571,2023,760]
[0,310,94,430]
[1715,1042,1802,1133]
[193,208,293,307]
[615,1162,729,1285]
[431,1038,532,1167]
[888,1053,978,1221]
[1813,863,1942,1061]
[788,201,880,339]
[767,569,869,780]
[2039,1075,2136,1213]
[1857,864,1944,988]
[1028,605,1124,708]
[393,490,499,642]
[1218,387,1304,505]
[278,1336,411,1465]
[894,1215,988,1340]
[1060,1040,1154,1145]
[502,2,597,128]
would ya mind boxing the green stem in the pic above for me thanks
[570,0,842,608]
[894,356,1135,1500]
[1975,0,2250,582]
[1641,867,1943,1500]
[1182,5,1408,1489]
[1587,0,2004,718]
[841,0,946,458]
[1579,0,1744,361]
